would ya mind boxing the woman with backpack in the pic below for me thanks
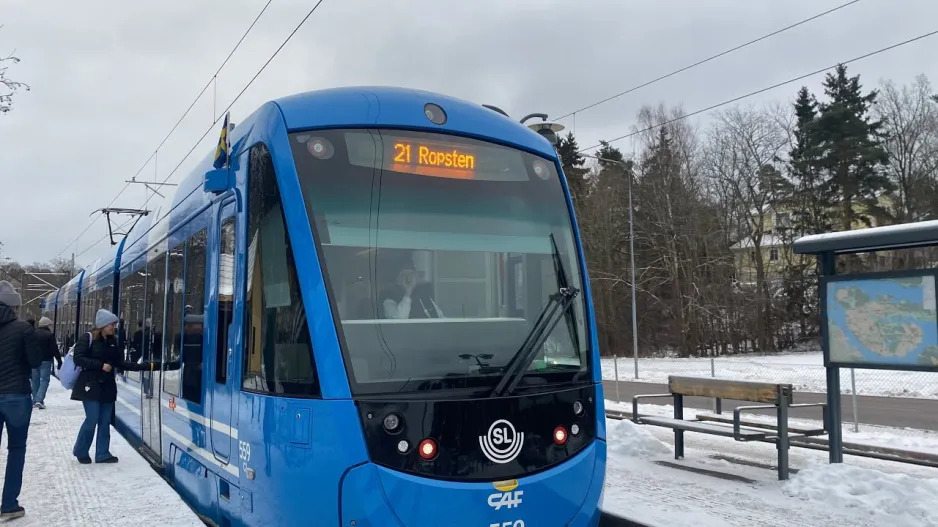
[70,309,147,464]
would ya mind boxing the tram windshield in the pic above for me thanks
[290,129,590,396]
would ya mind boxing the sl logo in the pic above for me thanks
[479,419,524,464]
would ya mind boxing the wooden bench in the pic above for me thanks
[632,375,829,480]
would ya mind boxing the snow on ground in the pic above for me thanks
[0,382,202,527]
[609,399,938,456]
[601,413,938,527]
[600,351,938,399]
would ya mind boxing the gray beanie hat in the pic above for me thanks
[0,281,22,307]
[37,316,53,329]
[94,309,119,329]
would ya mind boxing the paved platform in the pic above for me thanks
[0,381,202,526]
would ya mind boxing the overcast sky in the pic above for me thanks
[1,0,936,267]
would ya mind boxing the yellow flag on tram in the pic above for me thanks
[212,112,230,169]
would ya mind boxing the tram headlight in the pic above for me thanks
[424,103,447,125]
[571,423,581,436]
[383,413,401,432]
[573,400,584,416]
[397,440,410,454]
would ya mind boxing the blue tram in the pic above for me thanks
[46,86,607,526]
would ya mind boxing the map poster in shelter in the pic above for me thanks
[825,273,938,370]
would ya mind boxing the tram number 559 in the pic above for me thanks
[489,522,524,527]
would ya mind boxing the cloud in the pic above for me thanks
[1,0,936,266]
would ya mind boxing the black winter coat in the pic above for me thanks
[70,333,145,403]
[0,304,42,395]
[35,327,61,363]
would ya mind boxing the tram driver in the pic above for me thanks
[380,256,443,320]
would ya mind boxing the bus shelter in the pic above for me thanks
[793,219,938,463]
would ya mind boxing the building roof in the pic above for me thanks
[730,234,786,250]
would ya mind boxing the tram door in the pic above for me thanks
[141,248,167,459]
[210,201,238,463]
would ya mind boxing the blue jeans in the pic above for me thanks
[73,401,114,462]
[30,361,53,404]
[0,394,32,513]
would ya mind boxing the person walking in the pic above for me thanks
[31,317,61,409]
[71,309,146,464]
[0,281,42,519]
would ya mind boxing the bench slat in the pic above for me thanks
[639,416,767,439]
[668,376,792,404]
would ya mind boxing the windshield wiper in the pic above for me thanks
[491,234,580,398]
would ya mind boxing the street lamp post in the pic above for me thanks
[580,153,640,379]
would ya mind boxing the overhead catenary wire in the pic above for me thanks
[554,0,862,122]
[134,0,330,213]
[577,27,938,154]
[69,0,332,267]
[50,0,273,262]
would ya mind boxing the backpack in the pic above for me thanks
[59,332,91,390]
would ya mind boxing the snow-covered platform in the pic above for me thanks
[0,382,202,526]
[602,400,938,527]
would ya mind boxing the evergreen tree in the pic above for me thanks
[812,64,892,231]
[556,132,588,205]
[785,86,832,237]
[594,140,631,196]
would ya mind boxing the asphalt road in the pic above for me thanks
[602,379,938,431]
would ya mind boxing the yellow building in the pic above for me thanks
[730,209,793,285]
[730,195,895,283]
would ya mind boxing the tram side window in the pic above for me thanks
[122,258,147,367]
[182,228,207,404]
[146,254,167,362]
[242,143,319,397]
[163,242,186,396]
[216,218,235,384]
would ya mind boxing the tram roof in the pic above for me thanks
[273,86,558,158]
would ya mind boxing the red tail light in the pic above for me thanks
[553,426,568,445]
[418,438,438,460]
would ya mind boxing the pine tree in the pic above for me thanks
[812,64,892,231]
[556,132,588,205]
[783,87,832,237]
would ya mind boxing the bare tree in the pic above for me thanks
[703,106,788,352]
[874,76,938,222]
[0,26,29,114]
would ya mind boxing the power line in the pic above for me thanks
[136,0,331,213]
[578,27,938,154]
[50,0,273,263]
[555,0,862,122]
[70,0,332,267]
